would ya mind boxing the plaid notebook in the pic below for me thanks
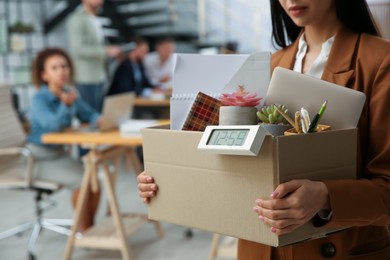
[181,92,221,131]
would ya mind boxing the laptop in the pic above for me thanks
[78,92,136,132]
[265,67,366,130]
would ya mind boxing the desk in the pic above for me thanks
[134,98,170,107]
[133,98,170,119]
[42,126,167,260]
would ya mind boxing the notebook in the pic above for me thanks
[181,92,221,131]
[265,67,366,130]
[77,92,136,132]
[171,53,270,130]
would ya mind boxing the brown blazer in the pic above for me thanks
[238,27,390,260]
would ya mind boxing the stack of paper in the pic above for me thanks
[120,119,158,137]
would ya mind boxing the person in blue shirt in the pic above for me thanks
[28,47,101,232]
[28,49,100,147]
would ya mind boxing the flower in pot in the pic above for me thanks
[256,104,292,136]
[219,85,262,125]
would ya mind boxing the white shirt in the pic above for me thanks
[144,52,175,89]
[293,33,335,221]
[293,33,335,79]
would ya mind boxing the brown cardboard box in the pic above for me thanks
[142,125,357,247]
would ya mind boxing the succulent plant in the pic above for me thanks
[257,104,289,124]
[219,85,262,107]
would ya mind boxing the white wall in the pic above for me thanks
[203,0,273,53]
[367,0,390,39]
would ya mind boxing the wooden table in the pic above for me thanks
[133,98,170,119]
[134,98,170,107]
[42,125,167,260]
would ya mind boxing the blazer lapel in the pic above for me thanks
[273,34,301,70]
[273,27,359,87]
[321,27,359,86]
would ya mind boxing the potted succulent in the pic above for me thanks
[256,104,292,136]
[9,21,34,33]
[219,85,262,125]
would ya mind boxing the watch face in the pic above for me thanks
[207,129,249,146]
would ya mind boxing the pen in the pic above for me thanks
[300,108,310,134]
[274,105,295,127]
[308,100,328,133]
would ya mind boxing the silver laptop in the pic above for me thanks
[265,67,366,130]
[78,92,136,132]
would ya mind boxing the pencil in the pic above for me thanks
[274,105,295,127]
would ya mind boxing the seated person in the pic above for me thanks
[107,37,154,97]
[144,37,176,90]
[28,47,101,231]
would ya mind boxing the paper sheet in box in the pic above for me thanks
[170,53,270,130]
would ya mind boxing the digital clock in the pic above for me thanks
[198,125,267,156]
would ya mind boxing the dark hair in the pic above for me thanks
[32,47,74,88]
[133,36,149,46]
[270,0,380,48]
[156,37,175,46]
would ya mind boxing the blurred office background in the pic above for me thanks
[0,0,389,115]
[0,0,389,259]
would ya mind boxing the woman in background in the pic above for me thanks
[28,48,101,231]
[138,0,390,259]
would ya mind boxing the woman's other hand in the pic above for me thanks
[60,91,77,106]
[253,179,330,235]
[137,171,158,204]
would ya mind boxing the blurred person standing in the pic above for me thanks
[144,37,176,90]
[68,0,122,112]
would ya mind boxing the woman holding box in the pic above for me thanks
[137,0,390,259]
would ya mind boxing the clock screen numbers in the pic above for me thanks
[207,129,249,146]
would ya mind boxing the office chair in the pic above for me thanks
[0,85,72,260]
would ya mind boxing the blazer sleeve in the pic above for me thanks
[323,54,390,227]
[74,98,100,125]
[140,63,154,89]
[107,61,133,95]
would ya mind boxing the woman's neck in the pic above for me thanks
[83,5,97,16]
[47,84,63,97]
[304,14,342,48]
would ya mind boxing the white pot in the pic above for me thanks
[219,106,258,125]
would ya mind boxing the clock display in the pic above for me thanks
[207,129,249,146]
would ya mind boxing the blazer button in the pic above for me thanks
[320,242,336,258]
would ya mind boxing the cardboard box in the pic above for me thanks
[142,126,357,247]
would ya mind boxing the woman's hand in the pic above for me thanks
[253,179,330,235]
[60,91,77,106]
[137,171,158,204]
[95,117,103,127]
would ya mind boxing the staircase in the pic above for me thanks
[44,0,272,53]
[44,0,199,51]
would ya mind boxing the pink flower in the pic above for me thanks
[219,85,262,107]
